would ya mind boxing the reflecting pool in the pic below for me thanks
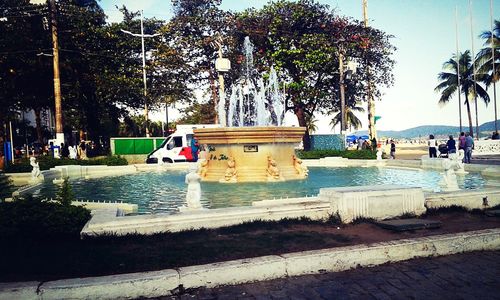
[36,167,485,214]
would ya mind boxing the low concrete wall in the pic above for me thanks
[81,199,331,237]
[80,188,500,237]
[73,201,138,214]
[425,188,500,210]
[2,228,499,299]
[319,185,426,223]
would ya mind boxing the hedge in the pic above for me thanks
[4,155,128,173]
[0,196,91,240]
[296,149,376,160]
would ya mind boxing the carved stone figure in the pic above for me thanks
[198,160,209,178]
[267,156,281,180]
[292,155,308,177]
[221,157,237,182]
[30,157,41,179]
[439,150,466,191]
[184,165,202,210]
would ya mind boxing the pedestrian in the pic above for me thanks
[464,132,474,164]
[68,145,77,159]
[428,134,437,158]
[61,143,70,158]
[492,131,499,140]
[78,140,88,160]
[190,137,199,162]
[390,140,396,159]
[357,137,363,150]
[458,132,466,151]
[446,135,456,154]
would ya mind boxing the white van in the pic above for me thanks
[145,124,220,163]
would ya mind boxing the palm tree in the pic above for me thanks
[304,114,318,134]
[435,51,490,137]
[476,19,500,132]
[330,104,364,131]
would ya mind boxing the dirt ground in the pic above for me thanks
[1,209,499,282]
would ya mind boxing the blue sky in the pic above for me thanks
[99,0,499,132]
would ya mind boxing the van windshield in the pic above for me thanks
[159,137,171,148]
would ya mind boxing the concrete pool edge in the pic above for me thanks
[79,187,500,237]
[1,228,499,299]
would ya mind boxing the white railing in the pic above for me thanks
[473,140,500,156]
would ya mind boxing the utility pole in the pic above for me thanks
[469,0,479,139]
[121,11,159,137]
[455,6,463,133]
[490,0,497,132]
[363,0,376,141]
[339,50,346,133]
[49,0,63,144]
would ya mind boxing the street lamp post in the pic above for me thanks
[121,10,160,137]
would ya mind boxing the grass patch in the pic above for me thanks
[4,155,128,173]
[296,149,376,160]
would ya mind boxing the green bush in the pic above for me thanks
[56,178,75,206]
[0,196,91,240]
[4,155,128,173]
[296,149,376,160]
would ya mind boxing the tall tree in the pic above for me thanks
[477,19,500,132]
[166,0,236,124]
[435,51,490,136]
[0,0,53,142]
[236,0,395,150]
[330,104,364,131]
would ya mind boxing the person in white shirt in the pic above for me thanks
[428,134,437,158]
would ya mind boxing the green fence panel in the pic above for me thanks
[114,139,135,155]
[155,138,165,149]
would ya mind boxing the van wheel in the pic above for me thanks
[162,158,173,163]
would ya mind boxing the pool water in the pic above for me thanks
[36,167,485,214]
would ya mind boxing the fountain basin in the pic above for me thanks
[194,126,308,182]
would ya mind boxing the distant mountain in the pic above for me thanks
[354,120,500,139]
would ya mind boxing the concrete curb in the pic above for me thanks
[1,228,499,300]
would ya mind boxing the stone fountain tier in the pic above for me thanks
[194,126,308,183]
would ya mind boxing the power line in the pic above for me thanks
[0,49,52,56]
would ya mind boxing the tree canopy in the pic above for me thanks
[1,0,396,151]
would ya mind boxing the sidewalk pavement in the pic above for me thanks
[158,251,500,300]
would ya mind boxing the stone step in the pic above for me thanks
[374,219,442,232]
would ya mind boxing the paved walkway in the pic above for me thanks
[159,251,500,300]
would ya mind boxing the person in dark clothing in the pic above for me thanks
[390,140,396,159]
[492,132,499,140]
[446,135,456,154]
[190,137,199,162]
[428,134,437,158]
[61,143,70,158]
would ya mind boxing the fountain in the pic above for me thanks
[195,37,307,182]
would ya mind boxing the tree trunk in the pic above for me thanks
[295,107,311,151]
[465,96,474,137]
[34,108,43,143]
[79,129,85,141]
